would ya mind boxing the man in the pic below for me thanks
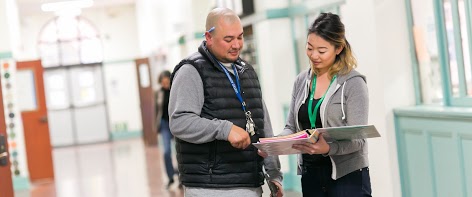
[169,7,283,197]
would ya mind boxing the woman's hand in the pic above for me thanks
[292,134,330,155]
[258,149,268,158]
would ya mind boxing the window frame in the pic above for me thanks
[407,0,472,106]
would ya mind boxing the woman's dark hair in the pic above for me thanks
[308,12,357,78]
[158,70,171,84]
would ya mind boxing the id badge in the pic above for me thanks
[245,111,255,136]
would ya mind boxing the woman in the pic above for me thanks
[281,13,372,196]
[155,70,178,189]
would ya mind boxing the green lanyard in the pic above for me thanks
[308,75,337,129]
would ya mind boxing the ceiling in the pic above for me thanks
[16,0,136,15]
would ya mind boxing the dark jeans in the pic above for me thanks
[160,119,175,181]
[301,165,372,197]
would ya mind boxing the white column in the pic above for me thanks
[0,0,30,190]
[342,0,414,196]
[0,0,21,55]
[255,18,297,136]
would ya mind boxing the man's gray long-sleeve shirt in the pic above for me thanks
[169,64,283,190]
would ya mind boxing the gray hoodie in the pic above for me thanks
[279,68,369,180]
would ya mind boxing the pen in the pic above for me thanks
[202,26,215,36]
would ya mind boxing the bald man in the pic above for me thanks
[169,7,283,197]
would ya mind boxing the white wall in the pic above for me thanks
[0,0,21,53]
[342,0,415,196]
[5,0,21,56]
[135,0,167,56]
[0,1,10,52]
[82,5,140,62]
[17,13,54,60]
[255,18,297,136]
[254,18,298,173]
[103,61,143,133]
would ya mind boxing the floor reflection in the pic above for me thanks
[15,138,301,197]
[15,138,183,197]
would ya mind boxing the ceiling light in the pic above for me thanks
[41,0,94,12]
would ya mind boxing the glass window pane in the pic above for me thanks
[39,16,103,68]
[410,0,443,104]
[458,0,472,96]
[70,66,105,106]
[17,70,38,111]
[79,19,99,39]
[60,41,80,65]
[39,21,58,43]
[39,43,60,67]
[443,0,460,97]
[57,16,79,40]
[44,70,70,109]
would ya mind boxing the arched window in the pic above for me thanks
[38,15,103,67]
[38,15,109,146]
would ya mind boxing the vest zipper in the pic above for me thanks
[209,167,213,182]
[209,141,216,182]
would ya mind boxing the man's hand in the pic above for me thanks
[227,125,251,149]
[270,181,284,197]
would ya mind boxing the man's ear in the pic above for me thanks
[205,32,212,44]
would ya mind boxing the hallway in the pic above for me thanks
[15,138,184,197]
[14,138,301,197]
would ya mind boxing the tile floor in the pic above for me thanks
[14,138,301,197]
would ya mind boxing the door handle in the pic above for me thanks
[0,134,8,166]
[40,116,48,123]
[0,152,8,159]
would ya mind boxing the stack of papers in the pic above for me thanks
[253,125,380,156]
[259,130,313,143]
[253,130,319,156]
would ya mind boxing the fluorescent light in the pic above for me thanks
[41,0,94,12]
[54,8,82,16]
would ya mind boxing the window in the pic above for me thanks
[38,15,103,67]
[409,0,472,106]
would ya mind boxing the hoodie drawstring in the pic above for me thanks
[302,79,310,104]
[341,81,346,120]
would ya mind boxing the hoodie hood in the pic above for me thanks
[304,68,366,85]
[300,68,367,125]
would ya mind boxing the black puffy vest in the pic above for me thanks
[170,42,265,188]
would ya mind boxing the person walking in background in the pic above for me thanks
[155,70,178,189]
[168,7,283,197]
[279,13,372,196]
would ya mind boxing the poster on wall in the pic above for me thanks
[0,59,30,186]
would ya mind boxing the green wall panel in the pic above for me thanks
[462,137,472,196]
[395,107,472,197]
[404,130,433,197]
[431,132,462,197]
